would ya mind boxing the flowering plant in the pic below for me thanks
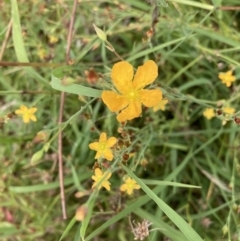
[102,60,163,122]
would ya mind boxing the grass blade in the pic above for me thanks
[121,163,204,241]
[11,0,29,62]
[51,67,102,97]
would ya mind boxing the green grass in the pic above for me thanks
[1,0,240,240]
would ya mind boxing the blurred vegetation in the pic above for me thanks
[1,0,240,241]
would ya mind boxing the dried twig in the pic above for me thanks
[58,0,78,220]
[0,19,12,61]
[217,6,240,11]
[65,0,78,64]
[58,92,67,219]
[0,61,65,67]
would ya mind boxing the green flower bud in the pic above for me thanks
[93,23,107,42]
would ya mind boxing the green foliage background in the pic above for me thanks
[1,0,240,240]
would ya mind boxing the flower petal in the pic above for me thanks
[104,149,114,161]
[153,99,168,112]
[102,91,129,112]
[92,172,98,180]
[120,184,127,192]
[89,142,99,151]
[29,107,37,114]
[20,105,28,111]
[104,172,112,180]
[15,110,23,115]
[132,60,158,89]
[107,137,117,147]
[99,132,107,142]
[125,177,132,183]
[139,89,162,107]
[94,168,102,177]
[30,115,37,122]
[111,61,134,94]
[95,151,102,159]
[23,116,30,123]
[127,189,133,195]
[117,102,142,122]
[15,105,28,115]
[102,181,111,191]
[134,184,140,189]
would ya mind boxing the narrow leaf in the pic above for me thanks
[11,0,29,62]
[121,164,204,241]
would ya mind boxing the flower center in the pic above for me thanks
[128,183,134,189]
[127,90,139,102]
[99,142,107,151]
[24,110,31,117]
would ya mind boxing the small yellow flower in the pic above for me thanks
[221,107,235,125]
[37,48,47,60]
[48,35,59,44]
[102,60,163,122]
[222,107,235,115]
[153,98,168,112]
[203,108,215,120]
[89,132,117,161]
[120,177,140,195]
[92,168,111,191]
[15,105,37,123]
[218,70,236,87]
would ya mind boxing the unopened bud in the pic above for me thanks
[31,150,43,165]
[75,205,88,221]
[33,130,51,143]
[93,24,107,42]
[222,225,228,235]
[61,76,76,86]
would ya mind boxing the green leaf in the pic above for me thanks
[126,36,193,62]
[178,78,212,91]
[84,147,197,241]
[51,67,102,97]
[167,0,215,10]
[11,0,49,86]
[59,217,77,241]
[9,173,90,193]
[142,179,201,189]
[80,191,98,240]
[121,163,204,241]
[11,0,29,62]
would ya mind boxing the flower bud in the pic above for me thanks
[75,205,88,221]
[93,24,107,42]
[31,150,43,165]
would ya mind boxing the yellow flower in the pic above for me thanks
[153,98,168,112]
[101,60,163,122]
[221,107,235,125]
[222,107,235,115]
[203,108,215,120]
[218,70,236,87]
[48,35,58,44]
[92,168,111,191]
[15,105,37,123]
[120,177,140,195]
[89,132,117,161]
[37,48,47,60]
